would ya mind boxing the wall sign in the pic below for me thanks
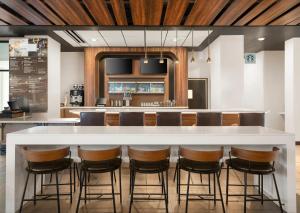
[9,38,48,112]
[244,53,256,64]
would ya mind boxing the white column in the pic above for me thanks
[210,35,244,109]
[285,38,300,141]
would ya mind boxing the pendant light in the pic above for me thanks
[144,29,148,64]
[206,30,212,64]
[190,29,195,63]
[159,29,164,64]
[175,29,179,64]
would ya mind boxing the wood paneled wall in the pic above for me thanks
[84,47,188,106]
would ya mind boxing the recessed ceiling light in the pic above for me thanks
[258,37,265,41]
[91,38,98,42]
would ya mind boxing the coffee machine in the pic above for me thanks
[70,84,84,106]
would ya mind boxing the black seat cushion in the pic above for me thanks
[179,158,221,174]
[27,158,72,174]
[226,158,274,174]
[81,158,122,173]
[130,159,169,174]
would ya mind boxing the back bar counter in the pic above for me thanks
[61,107,265,126]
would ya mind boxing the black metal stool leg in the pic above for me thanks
[208,173,211,194]
[166,170,169,202]
[258,174,261,194]
[244,172,248,213]
[33,174,36,205]
[216,172,226,213]
[19,171,30,213]
[161,172,164,194]
[73,163,76,192]
[49,173,52,183]
[213,173,216,206]
[76,170,84,213]
[272,173,284,213]
[55,172,61,213]
[185,171,191,213]
[69,164,73,203]
[41,174,43,194]
[111,171,116,213]
[84,171,87,204]
[200,174,203,183]
[226,163,229,204]
[261,175,264,205]
[161,171,168,213]
[114,171,117,183]
[119,167,122,204]
[173,163,178,182]
[178,167,181,204]
[129,169,136,213]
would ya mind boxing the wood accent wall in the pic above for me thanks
[84,47,188,106]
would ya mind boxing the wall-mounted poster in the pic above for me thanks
[9,38,48,112]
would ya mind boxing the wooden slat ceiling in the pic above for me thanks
[0,0,299,26]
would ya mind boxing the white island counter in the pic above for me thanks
[6,126,296,213]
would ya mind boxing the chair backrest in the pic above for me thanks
[23,146,70,162]
[128,146,170,162]
[197,112,222,126]
[80,112,105,126]
[239,113,265,126]
[156,112,181,126]
[78,146,121,161]
[179,146,224,162]
[119,112,144,126]
[230,147,279,163]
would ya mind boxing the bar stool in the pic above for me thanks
[19,146,73,213]
[128,146,170,213]
[177,146,225,213]
[80,112,105,126]
[156,112,181,126]
[225,147,283,213]
[239,113,265,126]
[197,112,222,126]
[76,146,122,213]
[119,112,144,126]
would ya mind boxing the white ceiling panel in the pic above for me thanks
[122,30,144,46]
[182,30,212,47]
[99,30,126,46]
[76,30,107,46]
[164,30,190,47]
[146,30,168,47]
[54,31,81,47]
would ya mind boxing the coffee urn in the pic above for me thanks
[70,84,84,106]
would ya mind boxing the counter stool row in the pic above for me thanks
[19,145,283,213]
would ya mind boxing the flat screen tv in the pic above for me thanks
[140,58,167,75]
[105,58,132,75]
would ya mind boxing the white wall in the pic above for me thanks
[0,71,9,110]
[285,38,300,140]
[210,35,245,109]
[188,50,211,107]
[60,52,84,103]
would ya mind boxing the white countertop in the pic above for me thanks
[62,106,265,113]
[0,116,79,124]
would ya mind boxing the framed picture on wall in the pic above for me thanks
[188,78,208,109]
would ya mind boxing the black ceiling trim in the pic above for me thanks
[0,3,32,24]
[106,1,117,25]
[231,0,260,26]
[180,1,195,25]
[210,0,234,25]
[79,1,98,25]
[266,3,300,25]
[42,1,68,25]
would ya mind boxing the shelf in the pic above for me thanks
[108,81,165,94]
[109,92,164,95]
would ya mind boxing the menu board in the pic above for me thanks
[9,38,48,112]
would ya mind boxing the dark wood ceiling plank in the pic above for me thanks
[83,0,114,25]
[26,0,65,25]
[45,0,94,25]
[0,7,28,25]
[185,0,229,25]
[214,0,257,26]
[0,0,51,25]
[163,0,189,25]
[249,0,300,25]
[130,0,163,25]
[270,6,300,25]
[110,0,127,25]
[235,0,277,25]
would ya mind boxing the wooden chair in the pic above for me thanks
[177,146,225,213]
[20,146,72,213]
[156,112,182,126]
[119,112,144,126]
[76,146,122,213]
[128,146,170,213]
[197,112,222,126]
[226,147,283,213]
